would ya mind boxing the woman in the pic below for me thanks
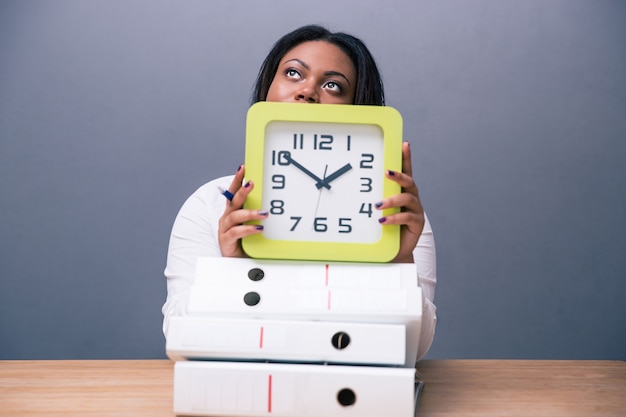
[163,25,437,361]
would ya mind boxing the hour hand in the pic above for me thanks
[316,163,352,189]
[281,151,330,190]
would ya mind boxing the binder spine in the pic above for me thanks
[166,317,406,366]
[187,286,422,318]
[193,257,418,290]
[173,361,416,417]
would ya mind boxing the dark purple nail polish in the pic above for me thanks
[375,201,383,208]
[244,181,251,188]
[258,210,268,216]
[378,217,387,224]
[255,225,264,230]
[237,164,243,172]
[387,170,396,176]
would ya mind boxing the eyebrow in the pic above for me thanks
[284,58,352,86]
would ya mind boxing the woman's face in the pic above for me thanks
[266,41,356,104]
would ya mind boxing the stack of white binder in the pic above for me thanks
[166,257,423,416]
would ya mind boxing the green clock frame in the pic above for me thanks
[242,101,403,263]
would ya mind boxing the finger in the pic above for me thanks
[219,223,264,258]
[378,210,423,225]
[378,211,425,234]
[220,208,268,232]
[221,223,265,243]
[375,192,422,213]
[401,142,414,178]
[230,180,254,208]
[385,169,417,191]
[218,208,267,258]
[223,165,246,208]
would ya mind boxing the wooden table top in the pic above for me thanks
[1,359,624,416]
[416,360,626,417]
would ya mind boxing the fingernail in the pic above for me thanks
[237,164,243,172]
[255,225,264,230]
[244,181,251,188]
[387,170,396,176]
[258,210,268,216]
[375,201,383,208]
[378,217,387,224]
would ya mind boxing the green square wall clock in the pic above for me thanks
[242,101,403,262]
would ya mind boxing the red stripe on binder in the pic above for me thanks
[267,374,273,412]
[259,326,264,349]
[327,290,331,310]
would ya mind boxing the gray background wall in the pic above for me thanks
[1,0,624,360]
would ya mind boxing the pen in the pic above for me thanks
[219,187,235,201]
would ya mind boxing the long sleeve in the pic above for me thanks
[161,176,232,336]
[413,213,437,361]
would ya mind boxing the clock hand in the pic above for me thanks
[282,151,331,190]
[316,163,352,189]
[313,165,329,221]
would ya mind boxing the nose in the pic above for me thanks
[295,82,319,103]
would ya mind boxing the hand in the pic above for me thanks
[281,151,330,190]
[218,164,269,257]
[375,142,425,263]
[316,163,352,189]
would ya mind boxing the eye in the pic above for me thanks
[285,68,301,80]
[324,81,343,93]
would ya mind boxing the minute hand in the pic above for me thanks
[316,163,352,189]
[283,152,330,190]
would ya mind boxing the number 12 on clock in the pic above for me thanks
[290,133,353,151]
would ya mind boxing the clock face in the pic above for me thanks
[242,102,402,263]
[262,121,384,244]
